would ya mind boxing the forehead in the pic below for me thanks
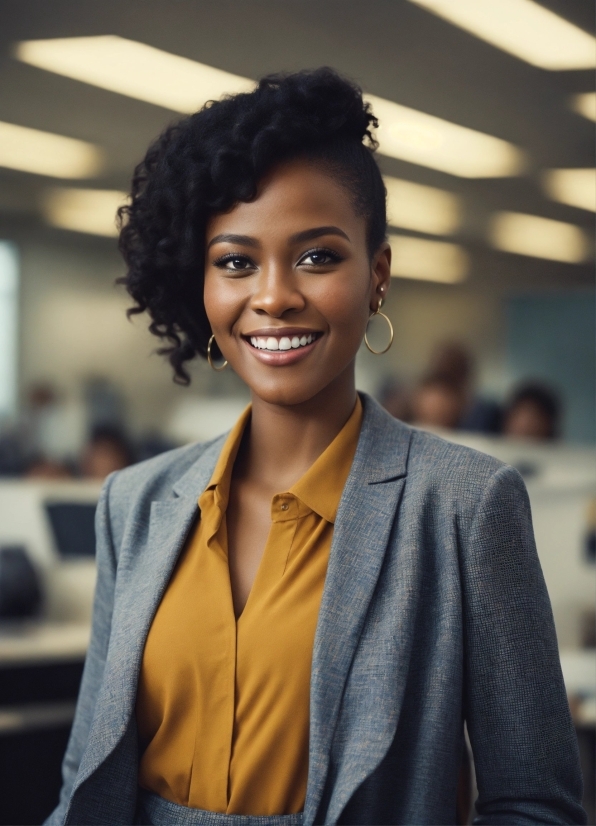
[206,159,366,244]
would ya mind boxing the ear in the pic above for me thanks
[369,241,392,312]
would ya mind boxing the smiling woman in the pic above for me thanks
[44,69,585,826]
[203,160,389,409]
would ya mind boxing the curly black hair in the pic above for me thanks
[118,67,387,384]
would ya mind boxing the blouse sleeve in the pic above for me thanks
[461,464,586,825]
[43,472,118,826]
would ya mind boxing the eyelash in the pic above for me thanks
[301,247,344,266]
[212,253,254,272]
[212,247,344,272]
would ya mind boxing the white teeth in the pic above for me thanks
[249,333,318,351]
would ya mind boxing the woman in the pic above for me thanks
[45,69,585,826]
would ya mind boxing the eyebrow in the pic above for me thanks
[206,225,351,251]
[207,233,259,251]
[289,226,351,244]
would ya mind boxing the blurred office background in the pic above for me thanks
[0,1,594,823]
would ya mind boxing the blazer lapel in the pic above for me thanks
[72,437,225,794]
[304,395,412,826]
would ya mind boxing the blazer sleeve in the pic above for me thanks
[461,464,586,825]
[43,472,118,826]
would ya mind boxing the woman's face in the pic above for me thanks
[203,159,391,407]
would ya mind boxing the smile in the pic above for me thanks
[241,329,323,366]
[249,333,318,351]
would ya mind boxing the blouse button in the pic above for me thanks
[280,503,289,511]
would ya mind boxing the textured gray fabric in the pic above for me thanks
[43,393,586,826]
[135,790,304,826]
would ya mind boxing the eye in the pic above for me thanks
[213,253,255,273]
[299,248,343,267]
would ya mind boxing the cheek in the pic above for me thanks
[203,273,242,332]
[318,273,370,338]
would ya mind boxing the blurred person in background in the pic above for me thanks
[24,382,58,445]
[80,425,134,480]
[25,457,73,479]
[502,381,562,441]
[22,381,85,460]
[44,69,585,826]
[0,382,64,476]
[410,373,466,430]
[427,341,502,434]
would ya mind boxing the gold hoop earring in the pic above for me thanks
[364,299,394,355]
[207,335,229,371]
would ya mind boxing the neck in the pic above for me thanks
[240,364,358,493]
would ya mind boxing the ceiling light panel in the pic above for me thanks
[542,169,596,213]
[367,94,524,178]
[389,234,469,283]
[16,36,254,113]
[571,93,596,122]
[16,36,524,180]
[0,120,102,178]
[42,188,127,236]
[384,176,461,235]
[407,0,596,70]
[488,212,589,263]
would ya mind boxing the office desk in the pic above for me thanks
[0,621,90,826]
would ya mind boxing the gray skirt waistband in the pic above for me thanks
[135,788,304,826]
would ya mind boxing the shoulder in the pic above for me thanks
[407,426,525,518]
[360,394,519,518]
[408,425,504,483]
[100,434,226,533]
[109,440,207,495]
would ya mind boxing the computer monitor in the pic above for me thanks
[45,502,97,558]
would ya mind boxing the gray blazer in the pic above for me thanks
[45,394,585,825]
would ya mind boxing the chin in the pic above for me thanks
[229,346,358,408]
[242,373,334,408]
[251,386,325,408]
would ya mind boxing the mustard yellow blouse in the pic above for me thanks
[135,397,363,816]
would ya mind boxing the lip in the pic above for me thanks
[241,329,323,366]
[242,327,322,338]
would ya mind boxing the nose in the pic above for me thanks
[249,263,306,317]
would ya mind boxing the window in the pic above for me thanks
[0,242,19,421]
